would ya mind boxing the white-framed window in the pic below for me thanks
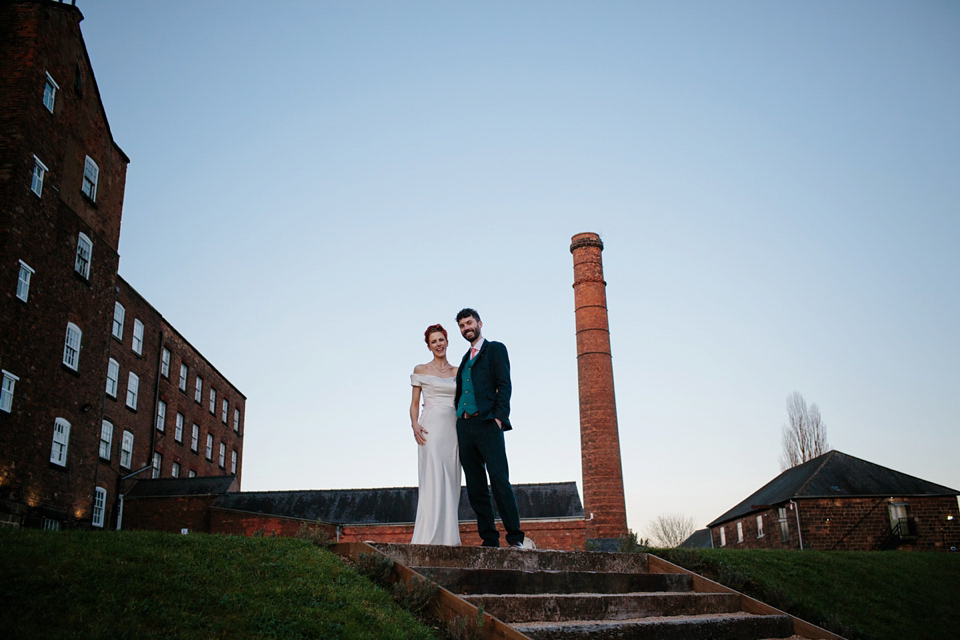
[175,413,184,442]
[205,433,213,461]
[156,399,166,431]
[719,526,726,547]
[160,348,171,377]
[188,470,196,478]
[233,408,240,433]
[105,358,119,397]
[778,507,790,542]
[63,322,82,370]
[179,363,188,391]
[75,232,92,279]
[231,450,237,474]
[209,388,215,413]
[120,430,134,469]
[17,260,34,302]
[757,515,765,538]
[152,453,162,479]
[132,319,144,355]
[126,372,139,410]
[195,376,202,403]
[31,156,47,197]
[112,302,125,339]
[218,442,225,468]
[43,518,61,531]
[92,487,106,528]
[191,424,199,452]
[171,461,180,478]
[50,418,71,466]
[221,399,228,423]
[43,72,59,113]
[82,155,99,202]
[736,521,744,543]
[1,370,19,413]
[99,420,113,460]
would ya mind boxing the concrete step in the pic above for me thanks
[514,613,796,640]
[413,566,693,595]
[371,543,649,573]
[460,592,742,623]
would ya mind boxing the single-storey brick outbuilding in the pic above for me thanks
[708,451,959,551]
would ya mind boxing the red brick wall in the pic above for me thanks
[123,495,216,534]
[341,519,587,550]
[123,494,589,550]
[570,233,628,541]
[158,321,245,485]
[0,0,127,530]
[712,496,960,551]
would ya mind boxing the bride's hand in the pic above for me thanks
[412,422,428,446]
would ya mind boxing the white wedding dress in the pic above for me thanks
[410,373,462,545]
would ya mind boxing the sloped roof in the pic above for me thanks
[126,475,236,497]
[708,450,959,527]
[127,477,584,525]
[678,528,714,549]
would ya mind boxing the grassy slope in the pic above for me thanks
[0,529,434,640]
[651,547,960,640]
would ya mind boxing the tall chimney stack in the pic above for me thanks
[570,232,628,544]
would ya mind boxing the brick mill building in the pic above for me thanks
[0,0,245,530]
[707,450,960,552]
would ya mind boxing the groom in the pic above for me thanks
[454,308,524,548]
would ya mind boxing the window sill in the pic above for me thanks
[61,364,81,377]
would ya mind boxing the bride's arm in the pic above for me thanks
[410,384,427,445]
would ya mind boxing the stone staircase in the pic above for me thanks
[351,543,842,640]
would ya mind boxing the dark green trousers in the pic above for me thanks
[456,416,524,547]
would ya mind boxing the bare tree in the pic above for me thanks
[779,392,830,471]
[645,514,698,548]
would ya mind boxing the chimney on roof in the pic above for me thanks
[570,232,629,545]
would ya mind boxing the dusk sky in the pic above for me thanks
[77,0,959,537]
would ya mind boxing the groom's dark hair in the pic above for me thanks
[456,308,481,323]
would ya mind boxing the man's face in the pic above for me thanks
[458,316,482,343]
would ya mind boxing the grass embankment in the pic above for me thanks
[0,529,434,640]
[650,547,960,640]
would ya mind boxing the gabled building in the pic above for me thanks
[707,451,959,551]
[0,0,244,531]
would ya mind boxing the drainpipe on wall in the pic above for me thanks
[94,284,121,528]
[790,500,803,550]
[116,462,154,530]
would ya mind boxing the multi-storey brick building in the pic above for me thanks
[0,0,244,530]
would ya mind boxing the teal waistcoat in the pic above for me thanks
[458,351,479,416]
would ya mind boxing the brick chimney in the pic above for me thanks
[570,232,629,543]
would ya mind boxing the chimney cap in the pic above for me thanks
[570,232,603,253]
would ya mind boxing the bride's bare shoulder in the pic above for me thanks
[413,363,429,374]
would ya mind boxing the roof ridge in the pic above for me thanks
[792,450,837,497]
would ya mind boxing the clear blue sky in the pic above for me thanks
[78,0,960,536]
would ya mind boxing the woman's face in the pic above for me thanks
[427,331,448,358]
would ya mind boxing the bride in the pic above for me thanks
[409,324,462,545]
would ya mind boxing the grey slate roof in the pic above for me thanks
[126,475,236,497]
[678,528,714,549]
[708,450,959,527]
[127,477,584,525]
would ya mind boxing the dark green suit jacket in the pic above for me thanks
[454,340,512,431]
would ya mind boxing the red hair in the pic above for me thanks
[424,324,447,344]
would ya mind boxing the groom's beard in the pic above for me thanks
[462,329,478,342]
